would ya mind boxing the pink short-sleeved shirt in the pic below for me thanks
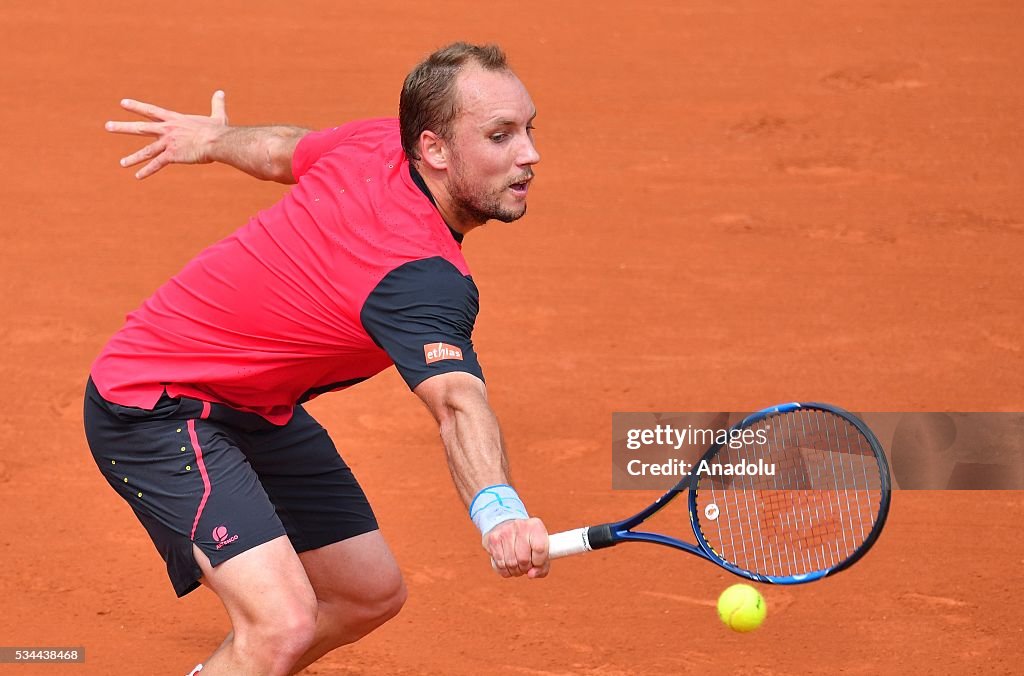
[91,118,483,424]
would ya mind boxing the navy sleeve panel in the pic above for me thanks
[360,257,484,390]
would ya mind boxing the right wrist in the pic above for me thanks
[469,484,529,535]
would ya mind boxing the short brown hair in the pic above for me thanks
[400,42,509,160]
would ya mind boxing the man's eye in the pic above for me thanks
[490,133,508,143]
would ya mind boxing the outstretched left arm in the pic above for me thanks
[105,90,309,182]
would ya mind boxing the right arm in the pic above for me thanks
[413,371,550,579]
[105,90,309,183]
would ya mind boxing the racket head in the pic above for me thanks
[687,403,891,584]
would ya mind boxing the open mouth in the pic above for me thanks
[508,179,531,195]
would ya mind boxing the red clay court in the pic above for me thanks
[1,1,1021,673]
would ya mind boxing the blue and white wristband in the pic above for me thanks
[469,484,529,535]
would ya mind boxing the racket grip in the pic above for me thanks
[548,527,594,558]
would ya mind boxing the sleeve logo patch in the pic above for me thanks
[424,342,464,364]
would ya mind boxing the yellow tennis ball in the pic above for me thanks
[717,583,766,632]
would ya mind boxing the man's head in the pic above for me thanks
[400,42,540,231]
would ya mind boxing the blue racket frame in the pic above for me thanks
[600,402,892,584]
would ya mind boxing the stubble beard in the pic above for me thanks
[447,162,528,226]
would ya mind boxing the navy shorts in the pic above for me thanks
[83,378,378,597]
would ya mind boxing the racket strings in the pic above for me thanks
[695,409,884,578]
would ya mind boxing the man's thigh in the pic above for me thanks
[194,535,316,626]
[299,530,403,605]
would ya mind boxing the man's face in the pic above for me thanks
[444,66,540,226]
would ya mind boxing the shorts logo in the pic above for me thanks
[424,342,463,364]
[212,524,239,550]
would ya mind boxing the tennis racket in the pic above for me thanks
[549,403,891,584]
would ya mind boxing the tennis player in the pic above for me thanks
[84,42,548,676]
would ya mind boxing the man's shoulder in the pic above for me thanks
[292,117,401,181]
[347,117,399,131]
[385,257,477,288]
[364,257,480,317]
[319,117,399,147]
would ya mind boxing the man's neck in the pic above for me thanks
[409,161,481,238]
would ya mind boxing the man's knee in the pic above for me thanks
[369,568,407,624]
[350,564,407,632]
[300,532,408,648]
[193,537,320,672]
[236,599,318,667]
[324,565,407,644]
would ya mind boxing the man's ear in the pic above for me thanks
[419,130,449,170]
